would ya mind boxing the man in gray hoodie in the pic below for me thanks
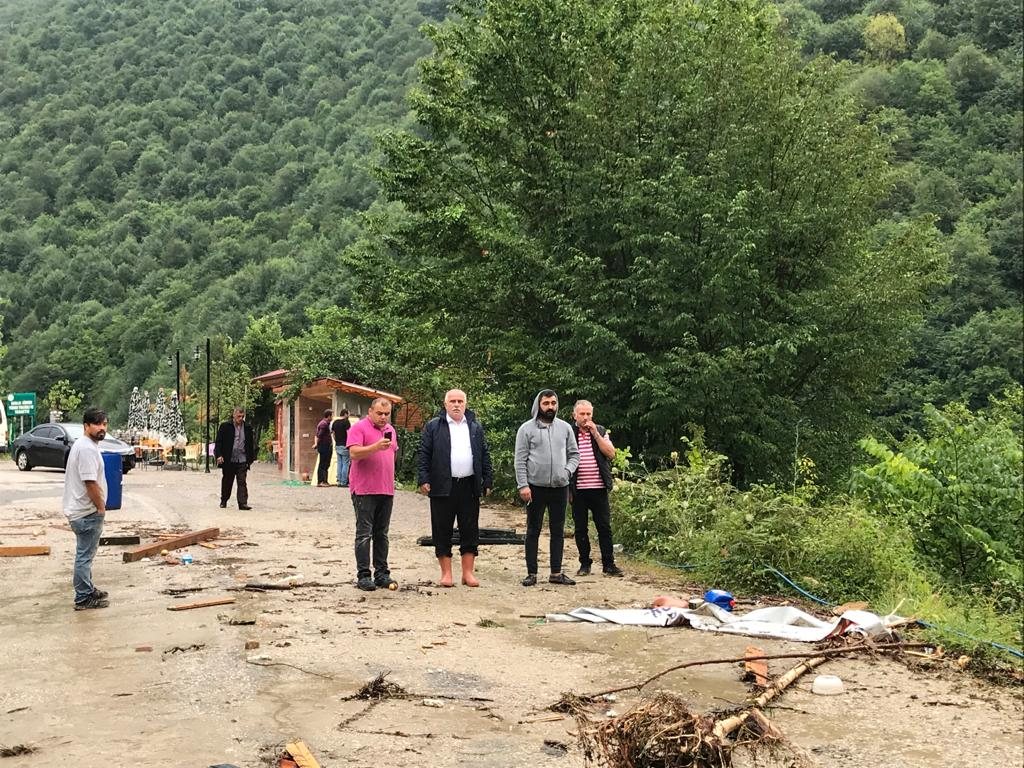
[515,389,580,586]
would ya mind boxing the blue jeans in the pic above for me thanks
[69,513,104,604]
[335,446,351,486]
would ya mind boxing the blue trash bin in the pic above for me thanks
[102,452,123,511]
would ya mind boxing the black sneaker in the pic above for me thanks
[575,565,592,577]
[375,576,397,590]
[91,588,108,600]
[603,565,625,577]
[74,596,109,611]
[521,574,537,587]
[549,573,576,586]
[356,577,377,591]
[238,505,252,510]
[219,502,227,508]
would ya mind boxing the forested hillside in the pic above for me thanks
[775,0,1022,434]
[0,0,439,410]
[0,0,1020,476]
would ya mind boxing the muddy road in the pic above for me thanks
[0,461,1020,767]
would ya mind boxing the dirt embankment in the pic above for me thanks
[0,462,1020,767]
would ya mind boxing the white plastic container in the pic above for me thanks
[811,674,845,695]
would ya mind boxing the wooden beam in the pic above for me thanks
[99,535,141,546]
[166,597,236,612]
[743,645,769,688]
[123,528,219,562]
[284,741,321,768]
[0,546,50,557]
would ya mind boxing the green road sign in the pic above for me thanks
[7,392,36,417]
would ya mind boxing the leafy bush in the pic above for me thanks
[612,437,919,601]
[852,387,1023,602]
[611,420,1023,662]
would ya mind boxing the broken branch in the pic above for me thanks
[584,642,929,699]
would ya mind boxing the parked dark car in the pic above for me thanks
[11,423,135,473]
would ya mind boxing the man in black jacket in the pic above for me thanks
[214,406,255,510]
[571,400,623,577]
[417,389,493,587]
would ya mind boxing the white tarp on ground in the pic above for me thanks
[545,604,901,643]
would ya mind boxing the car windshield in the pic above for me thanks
[62,424,85,439]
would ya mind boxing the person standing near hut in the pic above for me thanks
[313,408,333,487]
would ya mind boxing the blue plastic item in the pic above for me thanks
[703,589,736,611]
[102,452,123,510]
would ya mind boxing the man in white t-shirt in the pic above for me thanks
[63,407,110,610]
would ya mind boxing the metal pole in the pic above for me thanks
[175,350,181,402]
[205,337,211,473]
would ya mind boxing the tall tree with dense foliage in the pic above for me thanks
[362,0,943,481]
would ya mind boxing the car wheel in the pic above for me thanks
[16,450,32,471]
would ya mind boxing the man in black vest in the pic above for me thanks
[571,400,623,577]
[417,389,493,587]
[214,407,255,510]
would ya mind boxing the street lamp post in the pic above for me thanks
[205,337,211,473]
[165,347,206,468]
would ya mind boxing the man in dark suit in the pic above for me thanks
[214,406,255,510]
[417,389,493,587]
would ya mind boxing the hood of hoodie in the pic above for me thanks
[530,390,555,421]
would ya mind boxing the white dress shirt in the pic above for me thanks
[447,414,474,478]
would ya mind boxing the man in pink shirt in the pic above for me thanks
[346,397,399,590]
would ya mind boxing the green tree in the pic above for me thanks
[863,13,908,62]
[43,378,84,421]
[946,44,999,107]
[363,0,943,482]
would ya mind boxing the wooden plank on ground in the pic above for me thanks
[99,535,141,546]
[831,600,870,615]
[743,645,770,688]
[284,741,321,768]
[123,528,219,562]
[0,546,50,557]
[198,542,218,549]
[166,597,236,612]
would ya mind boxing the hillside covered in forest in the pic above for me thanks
[0,0,1020,466]
[0,0,440,407]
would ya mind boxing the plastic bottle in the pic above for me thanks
[180,553,194,565]
[703,589,736,611]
